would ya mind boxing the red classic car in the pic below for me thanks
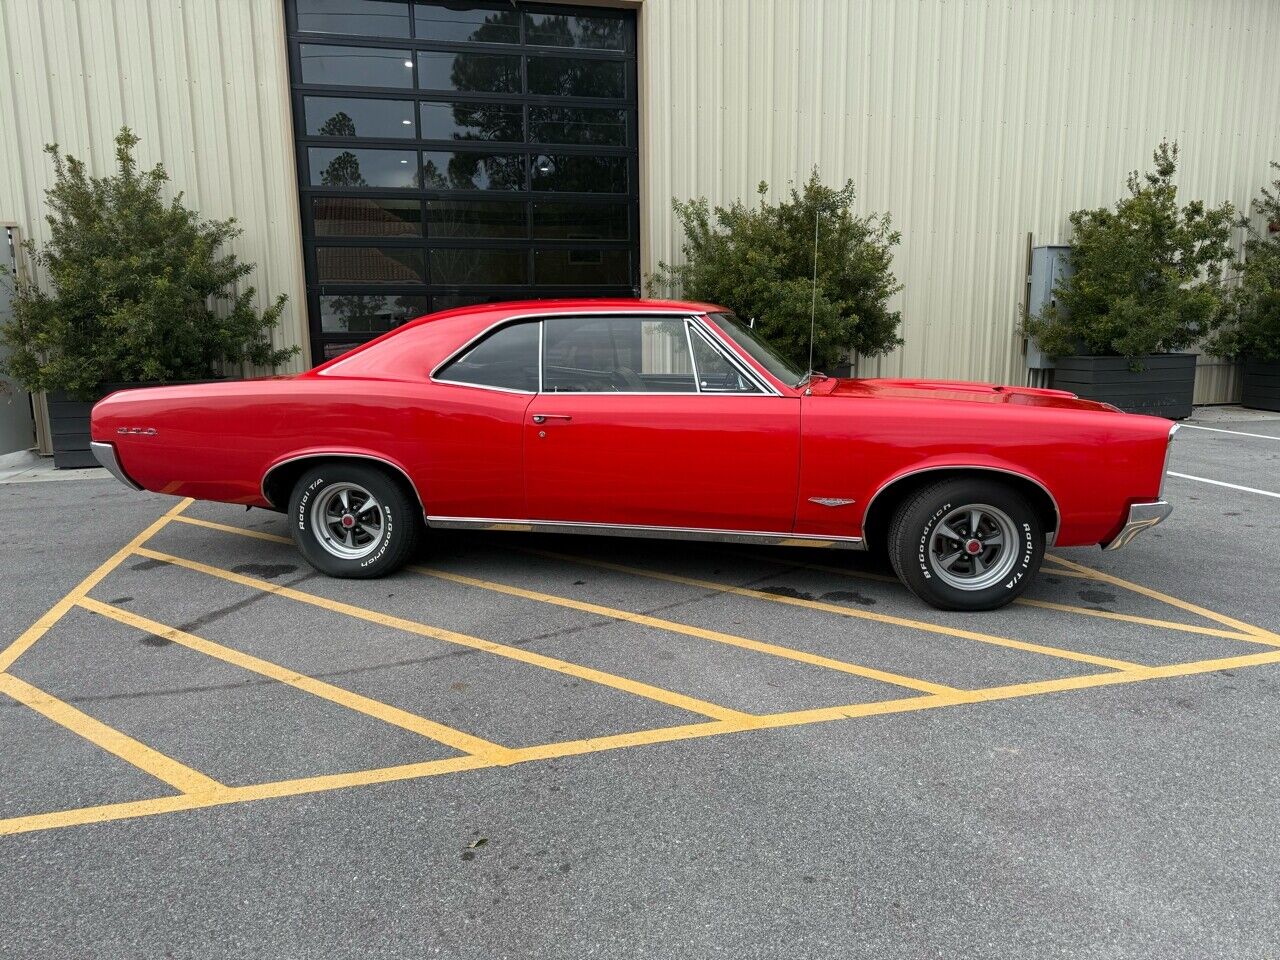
[90,299,1178,611]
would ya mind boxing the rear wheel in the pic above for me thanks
[288,463,420,578]
[888,478,1043,611]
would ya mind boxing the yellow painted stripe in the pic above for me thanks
[732,553,1257,644]
[1015,598,1263,642]
[78,597,515,762]
[0,672,221,794]
[412,565,958,697]
[0,497,194,672]
[170,515,292,544]
[9,644,1280,838]
[525,549,1143,671]
[1047,554,1280,644]
[132,547,750,724]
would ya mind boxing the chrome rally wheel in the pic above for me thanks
[310,482,384,560]
[926,503,1019,591]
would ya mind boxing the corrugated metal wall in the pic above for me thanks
[639,0,1280,400]
[3,0,1276,398]
[0,0,309,372]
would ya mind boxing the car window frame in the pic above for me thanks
[430,311,781,397]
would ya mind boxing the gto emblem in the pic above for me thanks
[117,426,158,436]
[808,497,856,507]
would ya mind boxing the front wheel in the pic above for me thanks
[288,462,420,578]
[887,478,1043,611]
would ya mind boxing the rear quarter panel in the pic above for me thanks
[795,394,1172,546]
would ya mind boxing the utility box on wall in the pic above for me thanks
[1025,244,1073,370]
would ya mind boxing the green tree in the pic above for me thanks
[651,169,902,372]
[1024,141,1237,362]
[1207,162,1280,363]
[0,128,294,397]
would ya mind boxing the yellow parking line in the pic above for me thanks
[0,672,221,795]
[171,515,292,544]
[10,642,1280,838]
[131,547,751,724]
[1047,554,1280,644]
[0,497,194,673]
[412,565,958,697]
[1014,598,1264,642]
[729,553,1257,643]
[78,597,516,762]
[525,550,1143,672]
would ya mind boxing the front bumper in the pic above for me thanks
[90,441,143,491]
[1102,500,1172,550]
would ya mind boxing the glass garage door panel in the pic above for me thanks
[288,0,639,364]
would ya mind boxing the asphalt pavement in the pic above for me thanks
[1,408,1277,959]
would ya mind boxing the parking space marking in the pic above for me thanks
[9,641,1280,838]
[1046,554,1280,644]
[1166,471,1280,500]
[7,498,1280,838]
[0,672,222,794]
[171,515,293,543]
[526,550,1144,671]
[0,498,193,673]
[132,547,753,724]
[742,554,1259,642]
[1181,423,1280,441]
[79,597,517,762]
[411,565,959,696]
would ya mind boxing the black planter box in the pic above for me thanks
[1241,360,1280,412]
[1049,353,1196,419]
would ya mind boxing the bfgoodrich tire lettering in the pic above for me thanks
[287,463,420,579]
[888,478,1044,611]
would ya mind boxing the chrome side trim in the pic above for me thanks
[426,515,866,550]
[860,465,1062,548]
[1102,500,1172,550]
[90,441,143,491]
[260,452,424,513]
[1158,423,1179,500]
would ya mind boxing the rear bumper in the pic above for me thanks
[90,441,143,491]
[1102,500,1172,550]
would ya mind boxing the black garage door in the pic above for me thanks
[285,0,640,363]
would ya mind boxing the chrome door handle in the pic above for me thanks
[531,414,572,424]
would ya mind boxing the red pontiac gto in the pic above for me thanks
[90,299,1178,611]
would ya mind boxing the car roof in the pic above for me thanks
[401,297,729,332]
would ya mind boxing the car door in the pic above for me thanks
[524,314,801,532]
[425,318,538,520]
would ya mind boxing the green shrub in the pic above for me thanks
[1023,141,1237,363]
[1207,163,1280,363]
[0,127,295,398]
[651,169,902,372]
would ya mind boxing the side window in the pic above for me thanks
[542,316,696,393]
[436,321,539,391]
[689,324,761,393]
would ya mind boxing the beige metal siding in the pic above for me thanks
[0,0,308,372]
[640,0,1280,401]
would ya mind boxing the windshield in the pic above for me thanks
[709,312,806,387]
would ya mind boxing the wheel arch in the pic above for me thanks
[861,465,1060,552]
[261,452,425,518]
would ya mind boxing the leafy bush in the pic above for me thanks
[0,128,295,398]
[1023,141,1237,362]
[1207,163,1280,363]
[651,169,902,372]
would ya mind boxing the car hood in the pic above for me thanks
[808,377,1119,413]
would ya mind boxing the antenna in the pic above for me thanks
[806,208,820,388]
